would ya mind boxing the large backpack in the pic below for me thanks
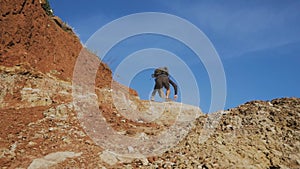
[152,67,169,78]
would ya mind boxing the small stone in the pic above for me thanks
[128,146,134,153]
[85,140,94,145]
[140,158,149,166]
[28,141,37,147]
[147,156,158,163]
[99,150,118,165]
[28,151,82,169]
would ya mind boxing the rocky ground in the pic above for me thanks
[0,65,299,168]
[0,1,299,169]
[0,65,202,168]
[138,98,300,169]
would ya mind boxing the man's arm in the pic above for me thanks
[169,78,178,95]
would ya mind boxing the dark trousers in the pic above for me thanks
[151,75,169,99]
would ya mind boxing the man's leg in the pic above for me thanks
[151,89,156,101]
[166,88,170,99]
[161,76,171,100]
[152,77,164,100]
[158,88,165,99]
[151,89,157,101]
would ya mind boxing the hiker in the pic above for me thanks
[150,67,178,101]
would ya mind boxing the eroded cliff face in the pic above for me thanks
[1,0,79,80]
[0,1,299,169]
[0,0,113,87]
[0,64,200,168]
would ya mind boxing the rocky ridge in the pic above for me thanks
[135,98,299,169]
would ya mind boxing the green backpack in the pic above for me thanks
[152,67,169,78]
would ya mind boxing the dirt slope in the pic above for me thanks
[0,0,114,88]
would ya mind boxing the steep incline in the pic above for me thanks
[0,0,144,168]
[0,0,112,87]
[0,65,200,168]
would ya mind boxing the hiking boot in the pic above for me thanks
[165,98,172,102]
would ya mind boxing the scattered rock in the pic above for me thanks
[99,150,118,166]
[28,151,82,169]
[127,146,134,153]
[140,158,149,166]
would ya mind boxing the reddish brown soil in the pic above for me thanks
[0,0,117,89]
[0,1,150,168]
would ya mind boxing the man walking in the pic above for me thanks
[151,67,178,101]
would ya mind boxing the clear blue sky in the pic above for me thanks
[49,0,300,113]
